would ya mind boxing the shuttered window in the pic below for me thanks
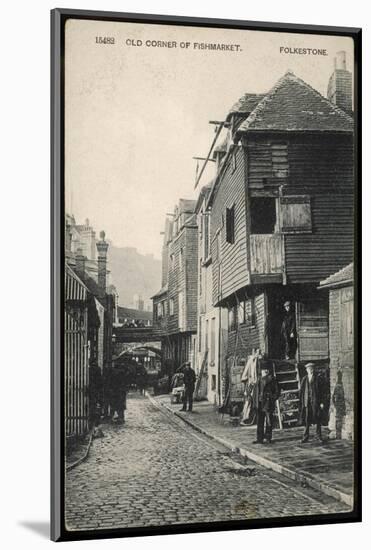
[280,195,312,233]
[272,142,289,178]
[226,205,235,244]
[204,213,210,258]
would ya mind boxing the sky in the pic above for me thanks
[65,20,353,259]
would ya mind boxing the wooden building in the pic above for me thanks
[195,184,228,403]
[152,199,198,377]
[207,66,354,416]
[319,263,354,440]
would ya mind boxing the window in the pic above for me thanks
[169,298,174,316]
[205,319,209,352]
[170,253,175,269]
[237,299,256,326]
[211,375,216,391]
[250,197,276,234]
[199,259,203,296]
[157,302,163,319]
[210,318,216,363]
[271,142,289,178]
[231,150,237,172]
[280,195,312,233]
[203,213,210,258]
[228,306,237,332]
[226,205,235,244]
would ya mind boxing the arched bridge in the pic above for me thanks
[112,326,162,344]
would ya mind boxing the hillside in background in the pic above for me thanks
[108,245,161,308]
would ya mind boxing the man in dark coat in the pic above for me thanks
[110,363,129,423]
[102,362,113,419]
[299,363,325,443]
[281,300,297,360]
[180,362,196,412]
[252,362,280,444]
[88,359,103,427]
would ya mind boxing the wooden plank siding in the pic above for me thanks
[166,225,198,335]
[226,291,266,361]
[211,146,249,306]
[65,266,89,437]
[283,134,354,283]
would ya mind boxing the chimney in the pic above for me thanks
[96,230,109,292]
[327,50,352,114]
[75,247,86,276]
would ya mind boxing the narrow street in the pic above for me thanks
[65,394,349,531]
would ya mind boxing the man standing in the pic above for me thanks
[252,361,280,444]
[281,300,297,360]
[88,359,103,428]
[180,362,196,412]
[110,362,128,424]
[299,363,324,443]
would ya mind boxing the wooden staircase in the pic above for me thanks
[273,361,301,429]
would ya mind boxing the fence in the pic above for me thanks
[65,265,89,438]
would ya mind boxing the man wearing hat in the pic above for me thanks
[281,300,297,360]
[299,363,324,443]
[252,361,280,444]
[180,362,196,412]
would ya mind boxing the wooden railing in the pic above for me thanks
[250,234,283,274]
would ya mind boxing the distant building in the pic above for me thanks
[117,306,153,327]
[65,215,111,285]
[133,293,144,311]
[152,199,198,376]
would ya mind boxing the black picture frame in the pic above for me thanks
[51,8,362,542]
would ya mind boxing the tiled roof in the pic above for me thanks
[77,270,106,306]
[117,306,153,321]
[238,71,353,133]
[151,285,168,300]
[319,263,354,288]
[227,93,266,120]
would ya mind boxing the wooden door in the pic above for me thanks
[296,298,329,362]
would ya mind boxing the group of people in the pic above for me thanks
[89,360,141,425]
[170,359,327,445]
[122,318,147,328]
[251,361,326,444]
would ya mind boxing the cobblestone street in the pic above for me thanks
[65,394,350,531]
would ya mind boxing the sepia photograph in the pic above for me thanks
[52,9,360,542]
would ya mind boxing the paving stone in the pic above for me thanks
[65,394,350,532]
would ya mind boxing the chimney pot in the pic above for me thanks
[336,50,346,70]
